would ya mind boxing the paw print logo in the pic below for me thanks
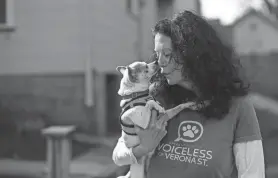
[175,121,203,143]
[182,124,199,138]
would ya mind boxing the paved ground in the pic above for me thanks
[0,156,112,178]
[0,134,128,178]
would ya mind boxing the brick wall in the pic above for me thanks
[0,71,124,135]
[0,73,96,133]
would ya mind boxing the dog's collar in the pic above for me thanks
[122,90,149,100]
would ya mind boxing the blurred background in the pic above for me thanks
[0,0,278,178]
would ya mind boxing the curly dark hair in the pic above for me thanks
[149,10,249,119]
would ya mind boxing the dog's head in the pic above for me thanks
[116,61,159,96]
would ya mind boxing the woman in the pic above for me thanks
[113,10,265,178]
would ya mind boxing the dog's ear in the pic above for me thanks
[116,66,126,75]
[127,66,137,83]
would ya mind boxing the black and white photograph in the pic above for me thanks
[0,0,277,178]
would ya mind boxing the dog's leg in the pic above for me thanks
[165,102,196,121]
[145,100,165,113]
[117,171,131,178]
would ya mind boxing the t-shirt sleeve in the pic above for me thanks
[234,96,262,144]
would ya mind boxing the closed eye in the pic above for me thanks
[155,51,172,59]
[165,53,171,58]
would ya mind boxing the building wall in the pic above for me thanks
[233,15,278,55]
[0,0,156,134]
[0,0,139,75]
[141,0,157,61]
[0,74,95,131]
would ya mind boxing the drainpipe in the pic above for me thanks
[137,5,143,62]
[196,0,202,15]
[84,43,94,107]
[127,0,146,62]
[84,1,94,107]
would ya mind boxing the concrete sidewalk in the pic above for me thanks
[0,154,122,178]
[0,135,124,178]
[0,159,106,178]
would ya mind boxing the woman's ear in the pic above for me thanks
[116,66,126,75]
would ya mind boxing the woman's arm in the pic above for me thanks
[233,140,265,178]
[232,97,265,177]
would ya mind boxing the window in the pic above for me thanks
[126,0,140,15]
[157,0,174,20]
[0,0,15,31]
[126,0,132,12]
[0,1,6,23]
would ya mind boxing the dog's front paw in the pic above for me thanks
[156,105,165,113]
[146,100,165,113]
[145,100,156,109]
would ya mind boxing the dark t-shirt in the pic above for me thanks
[147,96,262,178]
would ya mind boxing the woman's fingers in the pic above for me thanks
[148,109,158,128]
[134,125,143,134]
[156,113,169,128]
[134,118,167,153]
[158,129,167,140]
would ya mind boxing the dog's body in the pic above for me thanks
[116,61,196,178]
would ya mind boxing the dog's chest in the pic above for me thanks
[119,95,153,134]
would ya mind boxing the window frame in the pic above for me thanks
[0,0,15,32]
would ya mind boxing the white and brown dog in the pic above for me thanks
[115,61,196,178]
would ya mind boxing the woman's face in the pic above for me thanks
[154,33,194,90]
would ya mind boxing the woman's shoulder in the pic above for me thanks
[231,95,253,109]
[172,95,253,120]
[228,95,255,119]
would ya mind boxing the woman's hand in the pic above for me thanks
[134,110,168,155]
